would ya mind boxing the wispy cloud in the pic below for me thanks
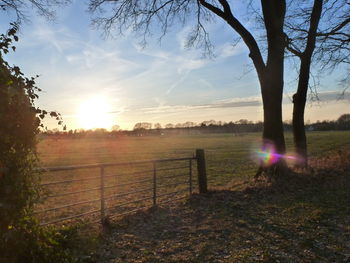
[132,43,171,60]
[284,90,350,104]
[166,72,189,94]
[176,56,209,74]
[132,90,350,116]
[138,96,262,115]
[312,90,350,101]
[216,42,245,59]
[7,5,347,130]
[30,21,78,54]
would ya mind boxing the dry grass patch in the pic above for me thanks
[92,148,350,263]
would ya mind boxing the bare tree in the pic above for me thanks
[89,0,288,176]
[165,123,174,129]
[154,123,162,129]
[0,0,70,23]
[133,122,152,130]
[285,0,350,167]
[112,124,120,131]
[183,121,196,128]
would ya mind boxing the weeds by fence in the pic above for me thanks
[35,152,207,226]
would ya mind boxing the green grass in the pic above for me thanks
[38,131,350,187]
[35,131,350,262]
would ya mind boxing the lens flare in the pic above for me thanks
[255,142,281,166]
[251,141,299,167]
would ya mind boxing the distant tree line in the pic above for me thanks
[41,114,350,138]
[307,114,350,131]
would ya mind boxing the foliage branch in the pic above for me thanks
[0,24,71,263]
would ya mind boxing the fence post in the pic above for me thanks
[100,166,106,224]
[189,159,192,195]
[196,149,208,193]
[153,162,157,206]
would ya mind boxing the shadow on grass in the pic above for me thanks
[94,155,350,263]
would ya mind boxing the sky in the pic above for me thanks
[1,1,349,130]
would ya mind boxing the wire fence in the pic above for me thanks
[35,156,199,226]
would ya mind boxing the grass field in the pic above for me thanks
[35,131,350,262]
[36,131,350,224]
[38,131,350,187]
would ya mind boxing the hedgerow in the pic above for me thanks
[0,24,79,263]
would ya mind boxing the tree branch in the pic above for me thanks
[303,0,323,58]
[199,0,266,79]
[317,17,350,37]
[286,44,302,57]
[198,0,224,18]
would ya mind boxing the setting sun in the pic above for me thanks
[77,96,114,130]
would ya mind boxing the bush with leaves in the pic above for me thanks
[0,24,76,263]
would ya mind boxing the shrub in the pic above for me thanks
[0,24,74,263]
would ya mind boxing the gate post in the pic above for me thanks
[196,149,208,193]
[189,159,193,195]
[152,162,157,206]
[100,166,106,224]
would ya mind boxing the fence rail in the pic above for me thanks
[37,157,198,172]
[35,150,207,227]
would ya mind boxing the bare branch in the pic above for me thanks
[89,0,214,52]
[198,0,224,17]
[199,0,265,78]
[318,17,350,36]
[0,0,70,23]
[286,44,302,57]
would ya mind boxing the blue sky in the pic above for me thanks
[1,1,349,130]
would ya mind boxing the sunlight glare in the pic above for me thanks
[77,96,114,130]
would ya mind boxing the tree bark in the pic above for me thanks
[291,0,323,168]
[261,76,286,155]
[292,58,311,167]
[201,0,288,177]
[259,0,287,176]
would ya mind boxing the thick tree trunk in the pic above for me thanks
[292,97,308,167]
[291,0,323,168]
[201,0,288,178]
[258,60,287,178]
[292,59,310,167]
[261,68,286,155]
[257,0,287,178]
